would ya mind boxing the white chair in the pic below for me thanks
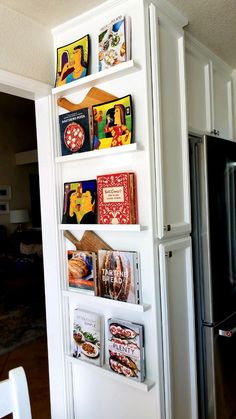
[0,366,32,419]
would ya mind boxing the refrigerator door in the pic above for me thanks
[190,135,236,324]
[203,313,236,419]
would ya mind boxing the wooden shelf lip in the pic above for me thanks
[66,355,155,392]
[62,290,151,312]
[59,224,145,232]
[55,143,138,163]
[52,60,136,96]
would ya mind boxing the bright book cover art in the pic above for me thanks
[98,15,130,71]
[55,35,89,87]
[67,250,96,293]
[93,95,132,150]
[62,180,96,224]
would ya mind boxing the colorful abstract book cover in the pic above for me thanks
[67,250,96,293]
[55,34,89,87]
[107,318,145,381]
[98,15,130,71]
[96,172,137,224]
[72,308,104,366]
[97,250,140,303]
[62,179,96,224]
[59,108,92,156]
[93,95,132,150]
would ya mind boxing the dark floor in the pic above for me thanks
[0,335,51,419]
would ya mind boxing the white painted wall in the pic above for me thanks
[0,4,54,85]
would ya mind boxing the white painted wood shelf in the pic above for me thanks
[62,290,151,312]
[59,224,146,232]
[52,60,137,96]
[66,355,155,392]
[55,143,138,163]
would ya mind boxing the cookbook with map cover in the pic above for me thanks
[97,250,140,303]
[93,95,132,150]
[107,318,145,381]
[96,172,137,224]
[67,250,96,293]
[59,108,92,156]
[72,308,104,366]
[98,15,131,71]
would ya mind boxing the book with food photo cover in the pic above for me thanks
[107,318,145,381]
[98,15,131,71]
[72,308,104,366]
[97,250,140,303]
[96,172,137,224]
[67,250,96,293]
[93,95,132,150]
[62,179,96,224]
[59,108,92,156]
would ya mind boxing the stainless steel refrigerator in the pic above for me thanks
[189,134,236,419]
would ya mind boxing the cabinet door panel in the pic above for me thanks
[212,66,233,140]
[149,4,191,239]
[185,45,211,133]
[159,237,198,419]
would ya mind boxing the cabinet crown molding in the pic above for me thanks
[151,0,188,28]
[185,32,233,75]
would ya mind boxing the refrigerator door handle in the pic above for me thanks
[219,326,236,337]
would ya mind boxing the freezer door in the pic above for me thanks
[203,314,236,419]
[190,135,236,324]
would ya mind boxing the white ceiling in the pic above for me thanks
[0,0,235,67]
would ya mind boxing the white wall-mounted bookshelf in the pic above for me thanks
[66,355,155,392]
[62,290,151,312]
[52,60,136,97]
[55,143,138,163]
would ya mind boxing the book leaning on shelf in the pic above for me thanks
[97,172,137,224]
[62,179,96,224]
[107,318,145,382]
[93,95,133,150]
[67,250,96,294]
[98,15,131,71]
[59,108,92,156]
[97,250,141,304]
[72,308,104,367]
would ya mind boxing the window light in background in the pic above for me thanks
[10,209,29,232]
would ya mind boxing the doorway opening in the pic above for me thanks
[0,91,51,419]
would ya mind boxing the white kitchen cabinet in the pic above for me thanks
[35,0,169,418]
[159,237,198,419]
[149,3,191,240]
[34,1,201,418]
[185,34,234,140]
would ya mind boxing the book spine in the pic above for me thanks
[134,252,141,304]
[129,172,137,224]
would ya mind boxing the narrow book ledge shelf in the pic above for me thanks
[52,60,136,96]
[55,143,138,163]
[62,290,151,312]
[59,224,146,232]
[66,355,155,392]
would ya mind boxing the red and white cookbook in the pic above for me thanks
[96,172,137,224]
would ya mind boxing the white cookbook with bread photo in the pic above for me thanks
[67,250,96,293]
[72,308,104,366]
